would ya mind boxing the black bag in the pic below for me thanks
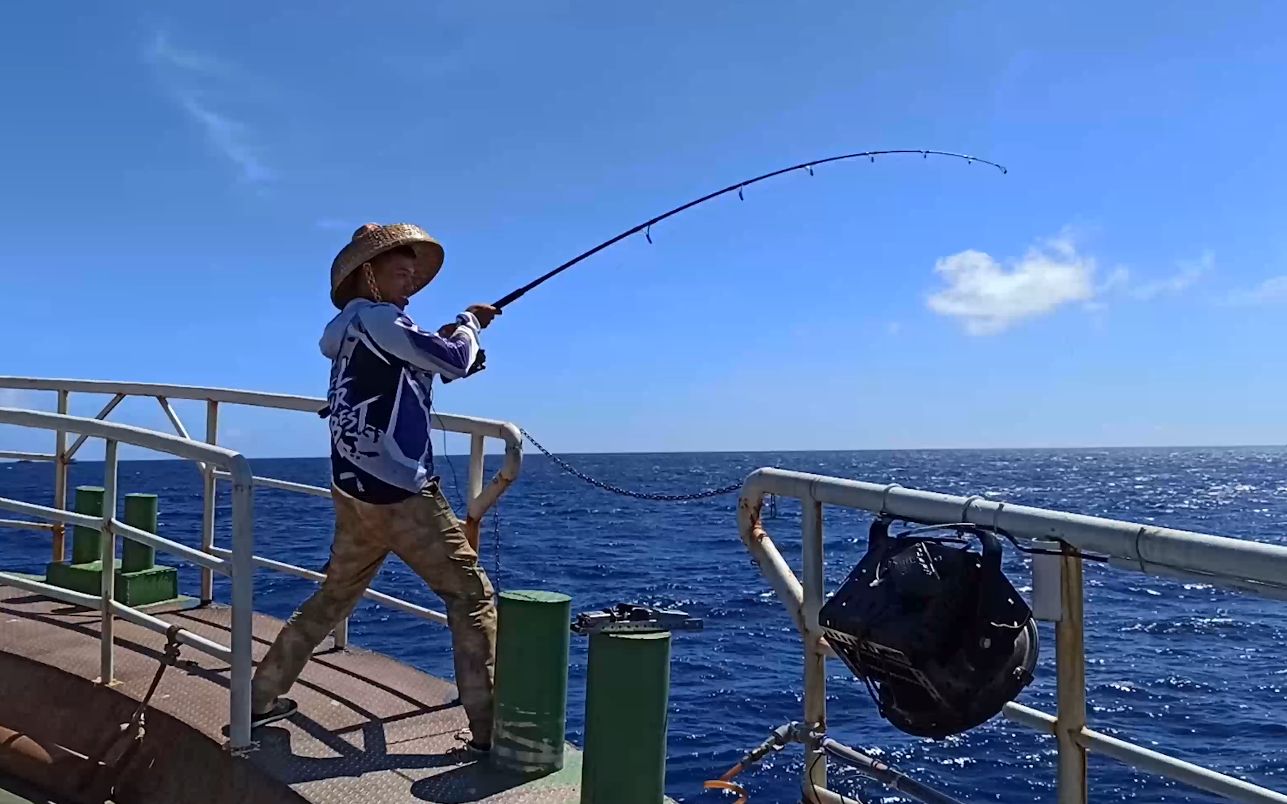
[819,519,1039,739]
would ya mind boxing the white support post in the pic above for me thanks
[227,462,255,751]
[52,390,69,563]
[801,496,827,793]
[99,439,118,686]
[201,401,218,603]
[468,434,485,505]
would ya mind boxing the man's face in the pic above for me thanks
[370,250,417,308]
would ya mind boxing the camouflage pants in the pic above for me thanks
[250,482,497,743]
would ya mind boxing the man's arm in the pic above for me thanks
[360,305,481,381]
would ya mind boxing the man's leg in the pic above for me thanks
[251,490,388,714]
[385,484,497,746]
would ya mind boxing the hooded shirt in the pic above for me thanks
[320,298,481,504]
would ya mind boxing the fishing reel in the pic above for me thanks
[818,516,1039,739]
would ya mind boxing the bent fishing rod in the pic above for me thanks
[489,148,1006,310]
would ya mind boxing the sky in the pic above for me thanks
[2,2,1286,457]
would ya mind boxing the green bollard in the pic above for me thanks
[122,494,157,573]
[580,630,671,804]
[70,486,105,565]
[491,590,572,774]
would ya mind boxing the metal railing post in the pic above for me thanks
[468,434,485,504]
[52,390,69,562]
[1055,547,1088,804]
[99,440,118,685]
[227,460,255,750]
[201,400,218,603]
[801,496,827,794]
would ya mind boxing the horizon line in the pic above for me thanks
[7,441,1286,464]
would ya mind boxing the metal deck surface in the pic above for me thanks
[0,587,584,803]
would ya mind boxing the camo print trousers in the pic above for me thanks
[250,482,497,743]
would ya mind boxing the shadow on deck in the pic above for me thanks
[0,588,583,803]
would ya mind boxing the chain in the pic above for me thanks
[519,428,742,502]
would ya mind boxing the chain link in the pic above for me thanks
[520,428,743,502]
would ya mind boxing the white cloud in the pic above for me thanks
[1227,275,1287,305]
[926,233,1096,335]
[1126,251,1212,300]
[146,31,272,184]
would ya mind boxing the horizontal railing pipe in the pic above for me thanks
[109,601,233,663]
[0,519,56,532]
[208,547,449,625]
[0,451,56,462]
[108,518,230,574]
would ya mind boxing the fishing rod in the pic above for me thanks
[490,149,1006,310]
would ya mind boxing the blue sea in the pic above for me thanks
[2,448,1286,802]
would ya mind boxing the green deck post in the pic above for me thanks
[491,590,572,774]
[122,494,157,572]
[70,486,104,564]
[580,630,672,804]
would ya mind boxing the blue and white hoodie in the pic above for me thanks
[320,299,481,504]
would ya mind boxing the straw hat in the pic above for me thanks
[330,223,445,308]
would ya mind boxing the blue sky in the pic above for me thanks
[2,2,1286,456]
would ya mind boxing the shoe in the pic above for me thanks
[453,728,491,755]
[251,697,298,729]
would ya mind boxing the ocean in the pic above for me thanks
[2,448,1285,802]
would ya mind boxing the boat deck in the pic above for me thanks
[0,587,584,804]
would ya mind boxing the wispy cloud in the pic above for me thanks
[146,31,272,184]
[1227,275,1287,305]
[926,232,1096,335]
[1121,251,1213,301]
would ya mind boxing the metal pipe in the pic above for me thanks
[1078,727,1287,803]
[0,571,101,608]
[210,546,449,625]
[211,469,330,497]
[109,601,232,663]
[109,517,229,573]
[0,519,56,532]
[65,393,125,459]
[0,408,244,467]
[1002,701,1057,734]
[157,396,206,475]
[1056,549,1088,804]
[99,440,118,686]
[736,492,807,633]
[52,389,68,563]
[0,451,56,461]
[227,455,254,751]
[201,400,218,603]
[740,469,1287,594]
[801,497,827,792]
[0,496,107,531]
[821,738,965,804]
[468,433,485,505]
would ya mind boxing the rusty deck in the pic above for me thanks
[0,587,584,804]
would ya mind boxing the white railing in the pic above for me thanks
[737,468,1287,804]
[0,408,256,749]
[0,377,524,750]
[0,376,522,642]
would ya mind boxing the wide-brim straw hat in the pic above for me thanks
[330,223,444,308]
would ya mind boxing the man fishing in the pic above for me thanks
[249,222,500,753]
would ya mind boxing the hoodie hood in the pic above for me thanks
[320,298,375,359]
